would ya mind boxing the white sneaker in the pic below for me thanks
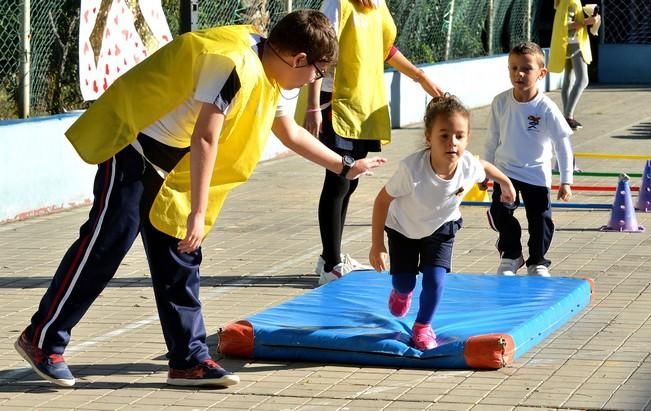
[497,256,525,276]
[341,253,372,270]
[527,265,550,277]
[315,254,370,277]
[315,256,326,277]
[318,261,355,285]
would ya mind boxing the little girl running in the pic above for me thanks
[369,95,515,350]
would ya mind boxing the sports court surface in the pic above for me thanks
[1,86,650,410]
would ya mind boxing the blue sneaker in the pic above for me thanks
[167,359,239,387]
[15,331,75,387]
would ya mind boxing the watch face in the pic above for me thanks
[343,155,355,167]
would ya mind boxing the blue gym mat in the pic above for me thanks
[219,271,593,369]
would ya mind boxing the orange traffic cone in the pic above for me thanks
[600,174,645,232]
[635,160,651,212]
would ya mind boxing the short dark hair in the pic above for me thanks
[510,41,545,67]
[424,94,470,134]
[268,9,338,64]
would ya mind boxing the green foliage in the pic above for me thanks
[44,0,86,115]
[161,0,180,36]
[1,0,542,119]
[0,84,17,120]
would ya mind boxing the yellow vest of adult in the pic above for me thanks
[65,26,279,239]
[548,0,592,73]
[332,0,396,143]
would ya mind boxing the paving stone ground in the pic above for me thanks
[1,86,650,410]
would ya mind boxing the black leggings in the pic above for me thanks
[317,91,379,272]
[318,151,367,272]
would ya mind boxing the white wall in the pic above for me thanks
[0,114,96,222]
[0,51,562,223]
[390,51,562,128]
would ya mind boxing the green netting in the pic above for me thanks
[0,1,19,118]
[0,0,80,118]
[603,0,651,44]
[196,0,322,34]
[5,0,618,120]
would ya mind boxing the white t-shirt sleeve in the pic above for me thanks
[553,137,574,184]
[469,154,487,183]
[385,161,414,199]
[484,96,501,164]
[546,104,574,184]
[275,94,290,118]
[194,54,238,112]
[320,0,340,33]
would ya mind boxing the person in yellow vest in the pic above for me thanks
[302,0,444,285]
[548,0,600,130]
[14,10,387,388]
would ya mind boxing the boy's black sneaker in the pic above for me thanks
[167,359,240,387]
[566,117,583,130]
[15,331,75,387]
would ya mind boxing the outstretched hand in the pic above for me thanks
[419,75,445,98]
[346,156,387,179]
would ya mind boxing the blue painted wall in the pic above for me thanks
[598,44,651,84]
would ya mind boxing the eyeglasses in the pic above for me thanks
[267,44,326,80]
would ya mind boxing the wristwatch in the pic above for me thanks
[339,154,355,177]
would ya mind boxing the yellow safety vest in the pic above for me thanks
[65,26,279,239]
[295,0,396,143]
[332,0,396,143]
[548,0,592,73]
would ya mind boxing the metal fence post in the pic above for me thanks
[487,0,493,55]
[526,0,532,42]
[600,1,605,44]
[19,0,30,118]
[180,0,199,34]
[286,0,293,13]
[444,0,455,61]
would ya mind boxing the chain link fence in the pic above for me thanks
[603,0,651,44]
[1,0,80,119]
[195,0,321,34]
[0,1,20,118]
[1,0,546,120]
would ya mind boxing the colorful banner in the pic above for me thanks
[79,0,172,101]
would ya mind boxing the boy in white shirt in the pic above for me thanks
[484,41,574,277]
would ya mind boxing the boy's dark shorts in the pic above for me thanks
[386,218,463,275]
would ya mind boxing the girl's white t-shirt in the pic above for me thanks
[385,150,486,239]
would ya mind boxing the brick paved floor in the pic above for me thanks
[1,86,650,410]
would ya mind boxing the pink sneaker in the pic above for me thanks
[412,322,437,351]
[388,289,412,317]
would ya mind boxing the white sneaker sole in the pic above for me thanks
[167,373,240,387]
[14,339,75,387]
[318,272,340,285]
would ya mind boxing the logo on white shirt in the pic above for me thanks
[527,115,541,130]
